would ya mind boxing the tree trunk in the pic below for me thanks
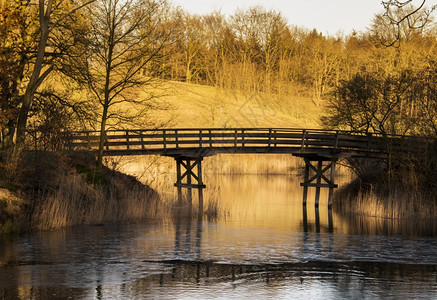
[11,0,53,165]
[96,31,114,169]
[96,104,109,168]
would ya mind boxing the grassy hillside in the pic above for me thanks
[144,81,326,129]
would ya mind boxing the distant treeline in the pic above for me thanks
[157,5,436,100]
[1,0,436,157]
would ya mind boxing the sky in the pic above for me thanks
[171,0,386,36]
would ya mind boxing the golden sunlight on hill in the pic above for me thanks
[145,81,325,129]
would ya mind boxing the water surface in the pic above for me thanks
[1,174,437,299]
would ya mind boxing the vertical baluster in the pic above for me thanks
[234,129,237,148]
[140,131,145,149]
[314,160,323,208]
[301,130,306,149]
[126,130,130,150]
[199,130,202,147]
[241,129,245,147]
[274,130,277,147]
[105,132,109,150]
[209,129,212,147]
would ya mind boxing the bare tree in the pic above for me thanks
[324,70,417,136]
[65,0,178,167]
[381,0,436,46]
[8,0,93,164]
[180,14,207,83]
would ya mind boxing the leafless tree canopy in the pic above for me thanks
[381,0,436,46]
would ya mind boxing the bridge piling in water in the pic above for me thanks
[174,156,206,209]
[300,157,338,208]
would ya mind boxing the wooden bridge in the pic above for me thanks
[66,128,432,208]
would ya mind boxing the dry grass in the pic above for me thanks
[204,154,302,175]
[144,81,325,129]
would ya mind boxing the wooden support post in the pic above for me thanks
[302,159,309,206]
[314,160,322,208]
[302,204,308,232]
[315,207,320,233]
[186,159,192,207]
[328,160,336,208]
[300,157,338,208]
[176,158,182,205]
[328,208,333,233]
[174,156,206,213]
[197,158,203,212]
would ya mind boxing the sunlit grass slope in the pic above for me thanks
[145,81,326,129]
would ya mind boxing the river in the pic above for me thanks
[1,174,437,299]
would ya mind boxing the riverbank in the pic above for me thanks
[0,151,162,235]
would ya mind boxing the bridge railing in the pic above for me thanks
[65,128,431,155]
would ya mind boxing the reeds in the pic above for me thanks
[204,154,302,175]
[115,154,304,179]
[334,181,437,220]
[31,170,164,231]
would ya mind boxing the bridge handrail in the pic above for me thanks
[64,128,433,156]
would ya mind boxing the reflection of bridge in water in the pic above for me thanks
[67,128,432,208]
[144,206,334,285]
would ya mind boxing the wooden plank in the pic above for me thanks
[300,183,338,188]
[174,183,206,189]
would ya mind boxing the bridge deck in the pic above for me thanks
[66,128,430,158]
